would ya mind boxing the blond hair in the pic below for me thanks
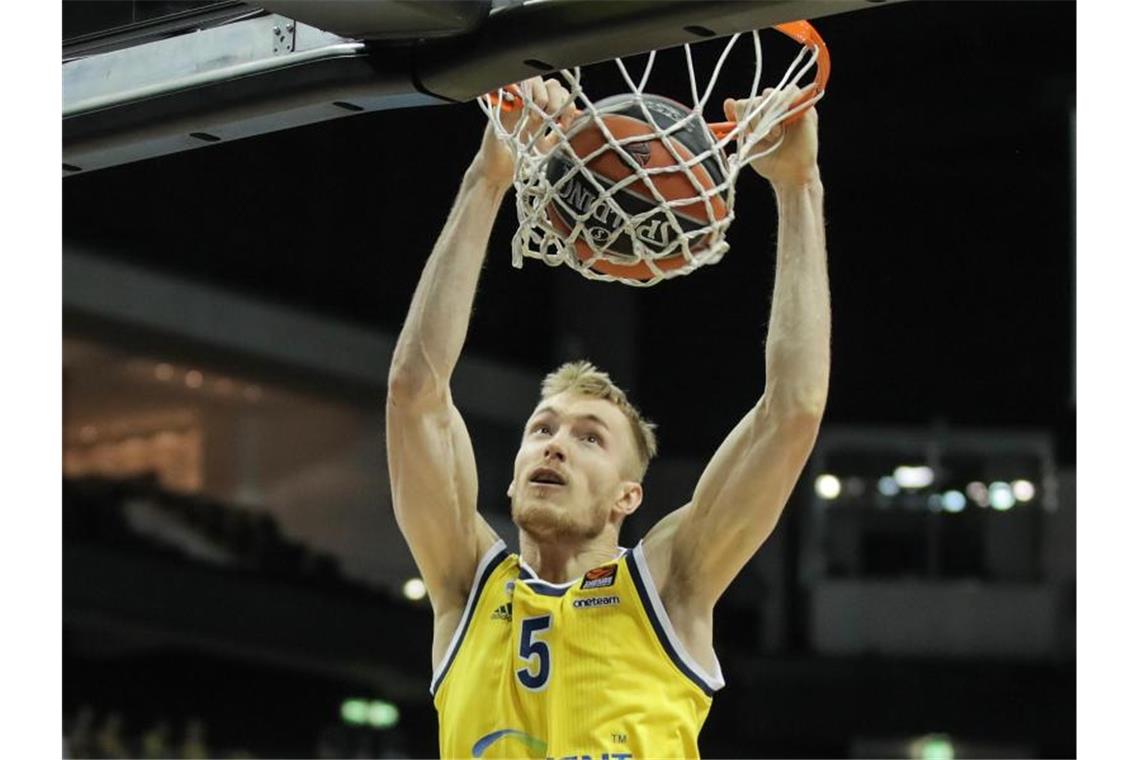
[541,360,658,479]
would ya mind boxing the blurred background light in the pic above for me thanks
[815,473,841,500]
[340,699,367,725]
[154,363,174,381]
[966,481,989,506]
[942,490,966,513]
[989,482,1015,511]
[844,477,866,497]
[402,578,427,601]
[185,369,204,389]
[367,700,399,729]
[894,465,935,489]
[910,734,955,760]
[878,476,900,496]
[1012,479,1036,502]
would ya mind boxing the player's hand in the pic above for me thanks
[476,77,578,187]
[725,86,819,186]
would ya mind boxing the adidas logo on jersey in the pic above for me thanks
[491,602,512,621]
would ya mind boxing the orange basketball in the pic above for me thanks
[544,94,727,282]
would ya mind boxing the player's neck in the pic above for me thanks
[517,530,622,584]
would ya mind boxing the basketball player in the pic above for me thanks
[386,77,829,758]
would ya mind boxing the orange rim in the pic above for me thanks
[485,83,523,112]
[708,20,830,140]
[487,22,829,132]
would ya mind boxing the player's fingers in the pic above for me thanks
[733,97,765,141]
[741,88,791,141]
[529,77,549,111]
[543,79,565,112]
[537,131,558,155]
[543,81,566,120]
[516,78,549,141]
[548,81,579,130]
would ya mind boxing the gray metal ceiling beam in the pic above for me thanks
[62,0,902,175]
[63,13,442,175]
[257,0,491,40]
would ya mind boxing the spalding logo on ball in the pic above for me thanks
[544,94,728,282]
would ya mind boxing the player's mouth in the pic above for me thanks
[528,467,568,487]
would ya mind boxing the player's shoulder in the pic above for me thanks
[638,502,693,587]
[431,517,509,617]
[474,516,504,563]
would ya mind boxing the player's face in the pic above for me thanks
[509,392,641,542]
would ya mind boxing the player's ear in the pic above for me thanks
[614,481,643,517]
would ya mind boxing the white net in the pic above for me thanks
[479,25,827,286]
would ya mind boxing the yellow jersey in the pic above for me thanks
[431,540,725,759]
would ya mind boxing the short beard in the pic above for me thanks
[511,496,608,543]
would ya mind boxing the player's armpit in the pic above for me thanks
[386,387,500,616]
[660,396,822,608]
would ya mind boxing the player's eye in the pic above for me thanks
[583,432,602,445]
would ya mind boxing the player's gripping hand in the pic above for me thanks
[476,77,578,187]
[725,86,820,187]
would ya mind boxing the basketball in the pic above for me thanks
[543,93,728,281]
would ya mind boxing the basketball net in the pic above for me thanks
[479,22,829,286]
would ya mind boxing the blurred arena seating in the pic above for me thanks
[64,705,254,759]
[63,475,346,591]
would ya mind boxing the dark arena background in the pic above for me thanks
[61,1,1075,758]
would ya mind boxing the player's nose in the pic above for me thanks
[543,441,566,462]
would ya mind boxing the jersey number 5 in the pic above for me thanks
[516,615,552,691]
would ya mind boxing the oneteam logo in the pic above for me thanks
[572,595,620,609]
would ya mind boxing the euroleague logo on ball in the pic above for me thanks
[625,141,652,167]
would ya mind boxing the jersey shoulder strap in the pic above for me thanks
[430,539,512,696]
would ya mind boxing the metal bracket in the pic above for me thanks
[271,18,296,55]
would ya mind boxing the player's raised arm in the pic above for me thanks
[386,78,575,615]
[649,89,831,611]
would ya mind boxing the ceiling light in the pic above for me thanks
[894,465,934,489]
[815,474,841,500]
[942,490,966,513]
[402,578,427,601]
[990,482,1015,511]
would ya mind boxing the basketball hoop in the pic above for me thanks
[479,21,830,286]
